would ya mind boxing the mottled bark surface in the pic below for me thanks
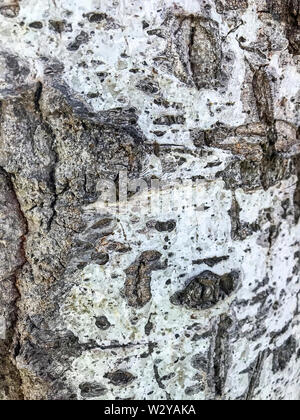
[0,0,299,400]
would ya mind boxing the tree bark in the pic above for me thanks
[0,0,299,400]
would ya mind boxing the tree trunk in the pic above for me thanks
[0,0,299,400]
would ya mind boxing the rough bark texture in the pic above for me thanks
[0,0,299,400]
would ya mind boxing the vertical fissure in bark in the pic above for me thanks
[0,167,28,400]
[245,350,267,400]
[252,66,278,191]
[34,81,43,113]
[188,20,197,85]
[47,164,58,232]
[33,82,59,232]
[213,314,232,398]
[293,154,300,224]
[229,192,241,240]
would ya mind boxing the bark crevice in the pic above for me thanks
[0,167,29,400]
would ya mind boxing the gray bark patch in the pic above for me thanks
[272,336,297,373]
[267,0,300,55]
[216,0,248,13]
[154,14,223,90]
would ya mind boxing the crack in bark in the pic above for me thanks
[153,363,171,400]
[246,350,267,400]
[0,167,29,400]
[47,164,58,232]
[33,82,59,232]
[85,341,148,351]
[213,314,232,398]
[188,21,196,84]
[293,154,300,224]
[34,81,43,113]
[251,66,280,191]
[125,251,165,308]
[229,192,260,240]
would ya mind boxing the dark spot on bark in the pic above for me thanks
[87,13,108,23]
[3,51,30,81]
[152,131,165,137]
[191,354,208,371]
[170,271,238,310]
[34,81,43,113]
[5,55,20,77]
[205,161,222,168]
[67,43,80,52]
[87,92,99,99]
[97,72,108,82]
[270,321,293,343]
[49,20,72,33]
[0,2,20,18]
[185,383,205,396]
[153,115,185,125]
[29,22,43,29]
[153,364,173,398]
[92,252,109,266]
[192,256,229,267]
[91,218,113,230]
[105,241,131,253]
[125,251,166,308]
[79,382,107,398]
[104,370,135,386]
[136,78,160,95]
[147,28,165,38]
[281,198,290,219]
[95,316,111,330]
[155,220,176,232]
[272,336,297,373]
[153,98,174,108]
[145,314,154,336]
[67,31,89,51]
[44,61,65,75]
